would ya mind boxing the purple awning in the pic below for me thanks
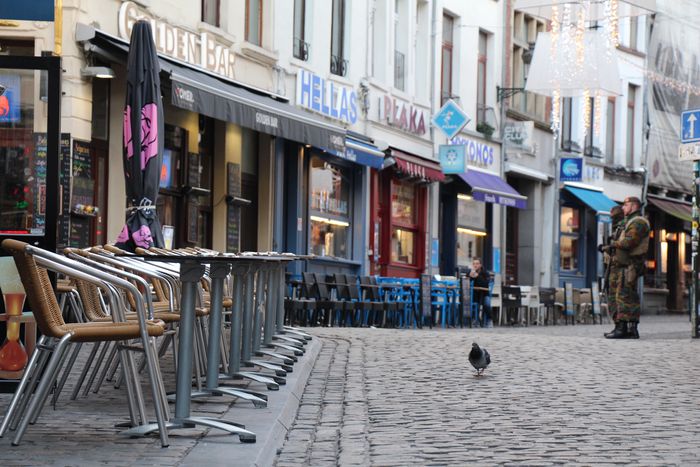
[458,170,527,209]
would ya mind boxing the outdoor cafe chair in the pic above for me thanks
[538,287,557,325]
[500,285,527,326]
[0,240,170,447]
[359,276,398,327]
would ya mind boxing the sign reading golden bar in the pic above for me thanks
[118,1,236,80]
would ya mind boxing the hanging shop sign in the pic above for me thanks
[439,144,466,174]
[376,94,428,136]
[118,1,236,80]
[449,136,495,169]
[560,157,584,182]
[296,69,358,125]
[503,121,534,153]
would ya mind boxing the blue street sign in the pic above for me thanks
[438,144,466,174]
[560,157,583,182]
[432,99,471,140]
[0,1,54,21]
[681,109,700,143]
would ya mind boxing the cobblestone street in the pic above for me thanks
[275,315,700,466]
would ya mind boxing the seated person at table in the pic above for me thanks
[468,258,493,328]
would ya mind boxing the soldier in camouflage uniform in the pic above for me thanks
[601,205,625,337]
[602,196,650,339]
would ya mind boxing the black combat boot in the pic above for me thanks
[605,320,629,339]
[603,321,620,338]
[627,321,639,339]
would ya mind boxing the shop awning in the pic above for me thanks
[391,148,445,182]
[647,195,692,222]
[458,170,527,209]
[77,25,346,153]
[344,137,385,169]
[563,185,618,214]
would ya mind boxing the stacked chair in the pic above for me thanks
[0,240,312,447]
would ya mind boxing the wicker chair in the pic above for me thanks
[0,240,170,447]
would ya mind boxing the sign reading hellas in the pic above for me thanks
[118,1,236,80]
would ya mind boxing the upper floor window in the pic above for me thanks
[246,0,263,46]
[330,0,348,76]
[293,0,309,60]
[605,97,616,164]
[511,11,546,121]
[561,97,574,152]
[476,31,488,125]
[394,0,407,91]
[441,14,454,105]
[626,84,637,167]
[202,0,220,27]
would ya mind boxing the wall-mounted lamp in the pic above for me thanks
[81,66,115,79]
[496,42,535,103]
[381,155,396,170]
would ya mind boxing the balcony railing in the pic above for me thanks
[441,92,460,106]
[293,37,310,61]
[330,54,348,77]
[394,50,405,91]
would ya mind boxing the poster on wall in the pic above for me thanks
[0,74,21,123]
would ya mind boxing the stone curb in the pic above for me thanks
[179,336,321,467]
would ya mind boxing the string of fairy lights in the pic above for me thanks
[546,0,622,139]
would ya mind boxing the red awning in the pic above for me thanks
[391,148,445,182]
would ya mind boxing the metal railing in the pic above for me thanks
[394,50,405,91]
[330,54,348,77]
[293,37,309,61]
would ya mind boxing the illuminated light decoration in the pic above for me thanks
[582,88,591,136]
[594,93,603,136]
[515,0,655,136]
[457,227,488,237]
[310,215,350,227]
[457,194,473,201]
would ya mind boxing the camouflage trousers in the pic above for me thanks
[609,262,643,322]
[606,264,622,322]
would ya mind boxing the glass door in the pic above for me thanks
[0,56,61,252]
[0,55,61,388]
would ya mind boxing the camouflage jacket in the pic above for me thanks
[611,210,650,263]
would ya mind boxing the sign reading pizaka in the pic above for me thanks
[118,1,236,80]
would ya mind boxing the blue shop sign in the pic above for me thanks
[449,136,495,169]
[439,144,466,174]
[296,69,358,125]
[560,157,583,182]
[0,1,54,21]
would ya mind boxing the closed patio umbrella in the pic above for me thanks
[115,20,164,251]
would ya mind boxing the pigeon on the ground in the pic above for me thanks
[469,342,490,376]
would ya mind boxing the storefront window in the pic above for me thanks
[391,180,415,224]
[456,195,486,267]
[0,69,47,236]
[309,156,351,258]
[390,179,418,265]
[391,228,414,264]
[560,206,580,271]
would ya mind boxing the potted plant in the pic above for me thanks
[476,121,495,138]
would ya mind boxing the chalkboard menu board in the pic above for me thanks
[460,274,471,323]
[591,282,601,316]
[71,139,94,210]
[187,199,199,244]
[33,133,47,233]
[188,152,201,187]
[69,215,91,248]
[72,139,92,179]
[57,133,71,249]
[420,274,432,321]
[226,162,242,253]
[564,282,575,316]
